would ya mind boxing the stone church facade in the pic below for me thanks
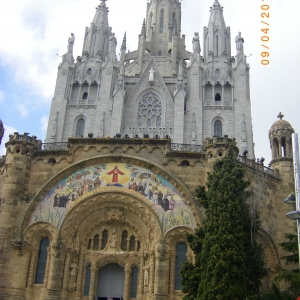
[0,1,297,300]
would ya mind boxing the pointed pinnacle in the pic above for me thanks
[121,32,126,50]
[141,19,146,35]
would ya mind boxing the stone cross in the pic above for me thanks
[277,112,284,120]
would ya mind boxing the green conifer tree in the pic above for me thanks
[181,145,265,300]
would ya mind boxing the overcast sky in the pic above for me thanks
[0,0,299,164]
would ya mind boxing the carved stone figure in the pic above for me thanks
[67,33,75,54]
[143,265,149,286]
[68,260,78,291]
[149,67,155,83]
[109,33,117,51]
[192,32,201,53]
[235,31,244,54]
[109,228,117,248]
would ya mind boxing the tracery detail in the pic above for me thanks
[137,92,162,127]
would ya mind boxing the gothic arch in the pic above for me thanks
[24,222,57,246]
[211,116,224,138]
[20,154,202,234]
[73,115,86,137]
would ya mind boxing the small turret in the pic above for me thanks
[269,112,295,163]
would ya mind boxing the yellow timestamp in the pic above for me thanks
[261,2,270,65]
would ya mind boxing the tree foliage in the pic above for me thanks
[275,232,300,297]
[181,146,266,300]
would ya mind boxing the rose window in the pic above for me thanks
[137,92,162,126]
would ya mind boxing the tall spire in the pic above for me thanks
[82,0,110,59]
[140,19,146,36]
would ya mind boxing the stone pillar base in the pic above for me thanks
[152,294,168,300]
[43,289,61,300]
[0,287,26,300]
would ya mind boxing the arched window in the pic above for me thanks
[281,137,287,157]
[83,264,91,296]
[82,92,88,100]
[159,9,164,33]
[101,230,108,250]
[214,120,222,137]
[130,267,139,298]
[175,243,187,290]
[35,238,50,284]
[76,118,85,137]
[129,236,136,251]
[121,230,128,251]
[215,93,221,101]
[87,68,92,75]
[158,51,162,56]
[137,92,162,127]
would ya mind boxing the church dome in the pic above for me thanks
[269,113,294,140]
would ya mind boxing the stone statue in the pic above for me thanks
[109,228,117,248]
[235,32,244,54]
[192,32,201,53]
[109,33,117,54]
[143,265,149,286]
[67,33,75,54]
[149,67,155,82]
[68,260,78,291]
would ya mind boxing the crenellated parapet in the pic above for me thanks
[5,132,42,155]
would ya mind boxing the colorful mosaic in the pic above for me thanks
[28,163,196,232]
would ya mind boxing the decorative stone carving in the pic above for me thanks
[157,240,166,261]
[235,31,244,54]
[106,208,124,222]
[68,259,79,292]
[192,32,201,53]
[148,67,155,84]
[67,33,75,54]
[52,237,64,258]
[143,265,149,286]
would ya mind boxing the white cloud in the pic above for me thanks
[0,125,17,156]
[16,103,29,117]
[0,90,4,103]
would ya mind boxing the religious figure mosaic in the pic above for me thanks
[28,163,196,232]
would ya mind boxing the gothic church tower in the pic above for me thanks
[46,0,255,158]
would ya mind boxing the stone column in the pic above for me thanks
[43,243,65,300]
[148,252,155,296]
[124,264,132,300]
[278,140,283,157]
[88,265,97,300]
[61,252,71,300]
[231,85,234,105]
[25,248,38,300]
[168,253,176,300]
[137,256,144,300]
[153,241,169,300]
[212,85,215,103]
[74,253,84,300]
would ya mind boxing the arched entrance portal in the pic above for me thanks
[97,263,124,300]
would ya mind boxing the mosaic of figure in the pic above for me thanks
[29,163,196,232]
